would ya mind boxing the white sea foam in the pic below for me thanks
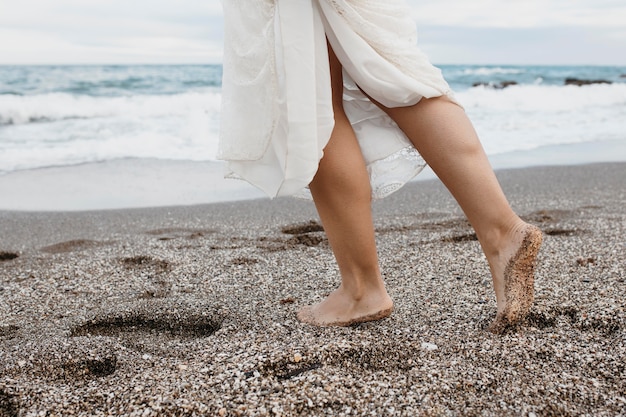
[458,83,626,155]
[0,82,625,174]
[0,91,222,172]
[461,67,524,76]
[0,90,221,125]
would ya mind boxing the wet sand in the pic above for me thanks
[1,162,625,416]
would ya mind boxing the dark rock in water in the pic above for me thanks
[472,80,518,89]
[564,78,612,86]
[620,74,626,78]
[499,81,518,88]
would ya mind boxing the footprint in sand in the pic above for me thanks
[40,239,107,254]
[231,256,260,266]
[281,221,327,247]
[441,233,478,243]
[250,339,419,382]
[516,306,621,336]
[543,228,585,236]
[250,358,323,381]
[0,325,20,340]
[70,301,225,355]
[61,357,118,378]
[120,255,170,270]
[1,336,121,384]
[254,221,328,251]
[281,221,324,235]
[71,313,221,339]
[0,389,19,417]
[522,209,589,237]
[0,251,19,262]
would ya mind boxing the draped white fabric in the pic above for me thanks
[219,0,457,199]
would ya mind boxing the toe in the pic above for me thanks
[296,305,315,324]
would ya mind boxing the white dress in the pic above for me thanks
[219,0,458,199]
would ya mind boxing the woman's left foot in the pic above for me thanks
[488,224,543,333]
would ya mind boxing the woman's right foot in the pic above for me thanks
[297,285,394,327]
[488,224,543,333]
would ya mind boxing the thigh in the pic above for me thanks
[373,95,477,155]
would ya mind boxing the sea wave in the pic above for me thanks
[462,82,626,110]
[0,91,222,172]
[458,83,626,154]
[1,83,624,173]
[461,67,525,76]
[0,90,221,126]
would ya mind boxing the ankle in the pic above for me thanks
[338,273,388,302]
[478,215,527,259]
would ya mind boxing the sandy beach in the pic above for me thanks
[1,162,625,416]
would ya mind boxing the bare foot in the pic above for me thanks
[488,224,543,333]
[297,285,394,327]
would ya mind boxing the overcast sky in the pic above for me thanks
[1,0,625,66]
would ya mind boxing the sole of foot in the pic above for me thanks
[297,305,393,327]
[489,225,543,334]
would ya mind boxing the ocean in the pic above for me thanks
[0,64,625,209]
[1,64,625,173]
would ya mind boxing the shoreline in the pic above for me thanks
[1,138,625,212]
[1,162,625,415]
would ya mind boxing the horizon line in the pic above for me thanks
[1,62,626,67]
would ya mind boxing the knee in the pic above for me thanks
[312,154,372,202]
[311,172,372,205]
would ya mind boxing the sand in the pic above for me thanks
[1,162,625,416]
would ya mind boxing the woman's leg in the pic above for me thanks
[297,46,393,326]
[377,97,542,331]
